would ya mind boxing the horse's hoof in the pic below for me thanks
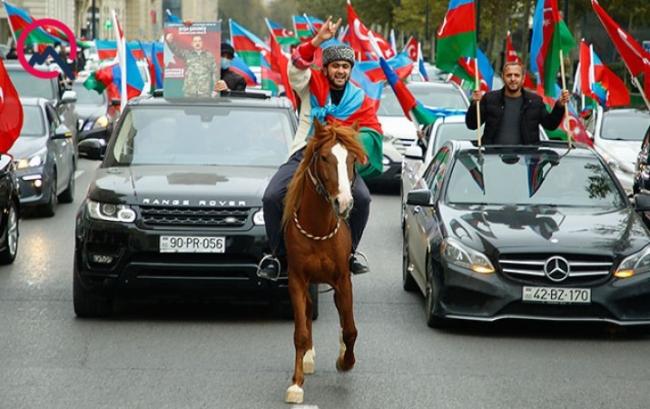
[336,356,355,372]
[285,384,304,404]
[303,348,315,374]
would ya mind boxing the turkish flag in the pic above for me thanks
[0,59,23,153]
[347,2,394,60]
[403,37,419,62]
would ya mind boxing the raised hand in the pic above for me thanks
[311,16,342,47]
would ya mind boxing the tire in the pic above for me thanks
[402,231,418,292]
[73,257,113,318]
[59,164,75,204]
[425,260,446,329]
[278,283,319,321]
[39,174,57,217]
[0,202,19,265]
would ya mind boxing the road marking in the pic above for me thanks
[74,170,84,180]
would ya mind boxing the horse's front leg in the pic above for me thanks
[303,286,315,375]
[334,274,357,372]
[286,272,309,404]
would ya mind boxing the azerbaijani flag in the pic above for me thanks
[260,53,279,95]
[457,47,494,91]
[113,10,144,110]
[350,64,383,111]
[304,15,324,34]
[3,1,64,45]
[266,19,299,46]
[578,40,629,108]
[144,41,164,90]
[530,0,575,97]
[96,40,117,60]
[356,52,413,83]
[292,15,312,40]
[435,0,477,80]
[231,55,258,86]
[229,19,269,67]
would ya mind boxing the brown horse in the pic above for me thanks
[281,120,367,404]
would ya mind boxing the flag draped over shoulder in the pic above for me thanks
[0,58,23,153]
[530,0,575,97]
[435,0,477,79]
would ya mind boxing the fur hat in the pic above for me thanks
[322,44,355,67]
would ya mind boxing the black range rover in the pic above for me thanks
[73,94,315,317]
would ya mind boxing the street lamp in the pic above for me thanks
[91,0,96,39]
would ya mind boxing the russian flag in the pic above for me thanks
[230,19,268,67]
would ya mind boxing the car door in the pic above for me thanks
[45,104,69,193]
[408,146,452,283]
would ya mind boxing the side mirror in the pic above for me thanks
[404,144,424,161]
[634,193,650,212]
[406,188,433,206]
[52,124,73,140]
[78,138,106,160]
[0,153,13,172]
[61,90,77,104]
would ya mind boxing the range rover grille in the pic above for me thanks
[139,206,252,228]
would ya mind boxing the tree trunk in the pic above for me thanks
[520,0,532,67]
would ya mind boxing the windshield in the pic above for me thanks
[432,123,476,155]
[21,106,46,137]
[7,69,56,99]
[601,111,650,141]
[446,151,625,209]
[377,85,467,116]
[110,106,293,167]
[73,83,106,105]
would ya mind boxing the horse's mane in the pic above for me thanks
[282,122,367,227]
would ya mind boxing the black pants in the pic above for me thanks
[262,149,371,257]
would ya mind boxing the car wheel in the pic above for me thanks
[402,231,418,292]
[0,202,19,265]
[40,174,57,217]
[277,283,319,321]
[73,259,113,318]
[59,165,75,204]
[425,260,446,329]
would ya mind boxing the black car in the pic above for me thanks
[632,122,650,195]
[9,98,76,216]
[0,154,20,265]
[73,80,110,137]
[403,140,650,328]
[74,94,319,317]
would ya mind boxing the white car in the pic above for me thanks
[378,81,469,154]
[589,106,650,192]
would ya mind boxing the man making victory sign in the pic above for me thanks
[258,17,384,279]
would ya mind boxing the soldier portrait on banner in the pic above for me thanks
[163,22,221,98]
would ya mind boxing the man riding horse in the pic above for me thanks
[258,17,383,279]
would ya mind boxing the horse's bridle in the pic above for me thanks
[292,150,354,241]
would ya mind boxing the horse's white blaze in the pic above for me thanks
[332,143,352,214]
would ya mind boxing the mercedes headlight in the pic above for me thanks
[253,209,265,225]
[16,148,47,169]
[87,200,136,222]
[441,237,495,274]
[614,245,650,278]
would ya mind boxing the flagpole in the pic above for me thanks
[474,57,482,148]
[559,49,571,147]
[631,76,650,111]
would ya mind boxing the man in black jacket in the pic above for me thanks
[215,42,246,93]
[465,61,569,144]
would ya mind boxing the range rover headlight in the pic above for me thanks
[614,245,650,278]
[253,209,264,225]
[87,200,136,223]
[441,237,495,274]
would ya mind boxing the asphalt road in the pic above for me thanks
[1,159,650,409]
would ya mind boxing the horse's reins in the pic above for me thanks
[292,151,342,241]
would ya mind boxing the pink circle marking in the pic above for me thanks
[17,18,77,80]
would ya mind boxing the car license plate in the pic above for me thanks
[522,287,591,304]
[159,236,225,253]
